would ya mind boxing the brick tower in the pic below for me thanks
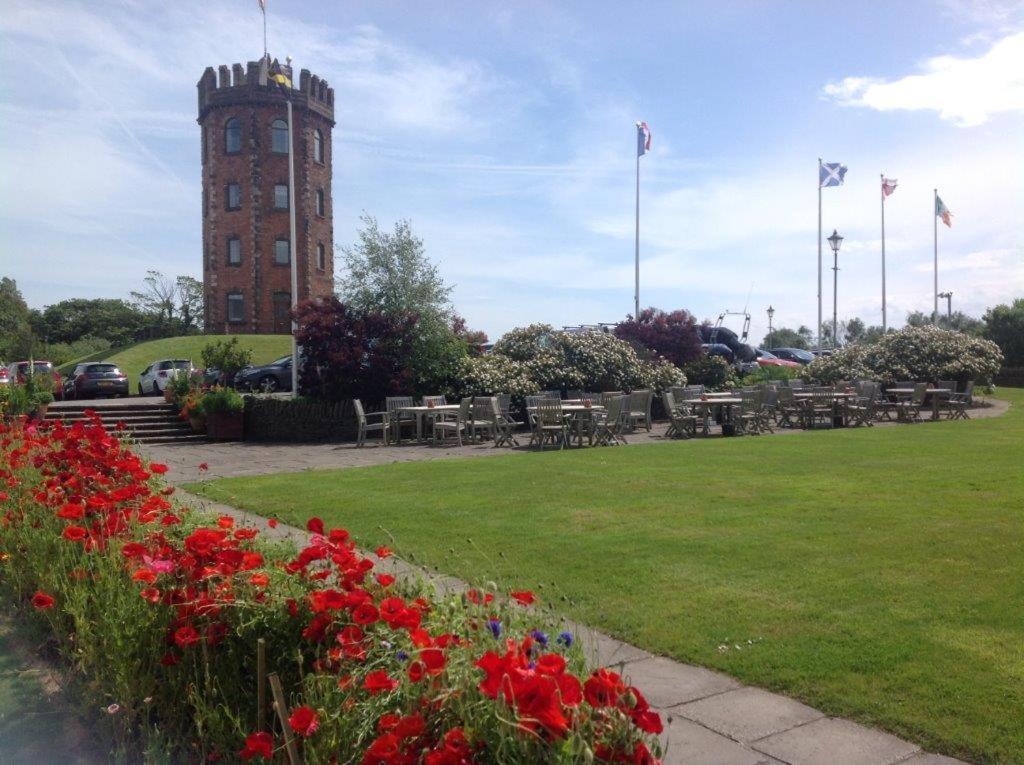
[197,58,335,334]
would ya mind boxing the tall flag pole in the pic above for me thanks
[818,159,847,347]
[881,175,898,332]
[934,191,953,322]
[258,0,268,58]
[635,122,651,319]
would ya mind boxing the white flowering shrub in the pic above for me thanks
[455,354,538,398]
[476,326,685,393]
[808,325,1003,384]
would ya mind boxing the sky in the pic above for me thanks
[1,0,1022,345]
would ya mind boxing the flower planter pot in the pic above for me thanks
[188,415,207,434]
[207,411,243,440]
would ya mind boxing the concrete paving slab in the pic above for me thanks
[624,655,741,709]
[660,715,781,765]
[895,754,967,765]
[753,717,920,765]
[674,686,824,743]
[568,622,654,669]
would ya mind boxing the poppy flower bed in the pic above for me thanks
[0,413,663,763]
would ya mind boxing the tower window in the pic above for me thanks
[313,129,323,163]
[226,183,241,210]
[315,188,325,216]
[271,118,289,154]
[274,238,290,265]
[225,117,241,154]
[227,292,245,323]
[317,242,326,271]
[274,184,289,209]
[227,236,241,266]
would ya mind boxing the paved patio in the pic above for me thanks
[177,489,972,765]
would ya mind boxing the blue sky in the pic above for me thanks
[2,0,1022,344]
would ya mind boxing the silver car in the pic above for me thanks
[138,359,194,395]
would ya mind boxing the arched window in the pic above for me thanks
[271,119,289,154]
[313,129,323,163]
[316,242,326,271]
[224,117,241,154]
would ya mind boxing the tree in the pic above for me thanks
[336,215,467,393]
[0,277,41,360]
[131,270,177,325]
[176,276,205,334]
[762,325,813,349]
[130,270,204,336]
[452,314,488,357]
[293,297,416,404]
[37,298,149,346]
[906,310,984,335]
[983,298,1024,367]
[201,338,253,383]
[614,307,703,368]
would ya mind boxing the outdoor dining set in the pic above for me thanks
[351,379,976,449]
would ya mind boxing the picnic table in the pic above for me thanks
[398,404,460,441]
[527,404,606,446]
[885,388,952,420]
[689,397,743,436]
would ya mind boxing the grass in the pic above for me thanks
[187,389,1024,763]
[57,334,292,381]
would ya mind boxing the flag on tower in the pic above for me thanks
[637,121,651,156]
[268,59,292,90]
[882,177,898,197]
[935,194,953,227]
[257,0,266,11]
[819,162,848,187]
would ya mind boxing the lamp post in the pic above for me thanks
[827,229,843,348]
[766,305,775,349]
[938,291,953,321]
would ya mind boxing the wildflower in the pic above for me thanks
[531,629,549,646]
[105,703,121,715]
[510,589,536,606]
[364,670,399,695]
[149,462,169,474]
[267,518,278,529]
[306,517,324,535]
[239,731,273,760]
[31,591,55,609]
[487,619,502,639]
[62,525,88,542]
[198,462,209,472]
[288,705,320,737]
[375,545,393,559]
[174,625,202,649]
[557,630,574,648]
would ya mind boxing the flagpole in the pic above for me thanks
[262,6,268,58]
[817,158,823,349]
[880,173,887,333]
[634,131,641,320]
[933,188,938,323]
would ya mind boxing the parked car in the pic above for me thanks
[769,347,815,365]
[138,359,195,395]
[234,355,293,392]
[0,364,9,386]
[63,362,129,399]
[701,343,735,363]
[7,361,63,399]
[810,348,835,358]
[755,349,802,369]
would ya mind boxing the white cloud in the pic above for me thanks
[823,31,1024,126]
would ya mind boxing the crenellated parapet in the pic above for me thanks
[197,57,335,124]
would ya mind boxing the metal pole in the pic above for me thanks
[933,189,938,323]
[287,98,299,398]
[832,250,839,348]
[946,292,952,319]
[262,9,267,58]
[880,173,887,333]
[634,147,640,320]
[817,159,822,349]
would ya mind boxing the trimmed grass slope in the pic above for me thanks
[58,334,291,381]
[188,390,1024,763]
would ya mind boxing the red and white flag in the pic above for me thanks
[882,177,898,197]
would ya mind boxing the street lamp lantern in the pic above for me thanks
[766,305,775,348]
[828,229,843,348]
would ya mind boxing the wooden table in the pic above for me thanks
[527,404,605,446]
[398,404,460,441]
[885,388,951,420]
[690,397,743,435]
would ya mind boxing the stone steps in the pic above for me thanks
[45,401,207,445]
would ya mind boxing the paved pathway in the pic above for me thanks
[177,489,971,765]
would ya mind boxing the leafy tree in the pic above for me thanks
[452,314,488,357]
[336,215,467,393]
[294,297,416,404]
[37,298,149,346]
[201,338,253,383]
[0,277,34,358]
[130,271,204,335]
[983,298,1024,366]
[176,276,205,333]
[614,307,703,367]
[131,270,177,325]
[906,309,984,335]
[763,325,813,349]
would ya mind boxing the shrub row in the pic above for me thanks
[0,415,663,763]
[244,396,357,442]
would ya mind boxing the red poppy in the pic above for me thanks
[364,670,399,694]
[56,502,84,519]
[306,517,324,535]
[149,462,169,474]
[352,602,379,625]
[239,731,273,760]
[408,661,425,683]
[267,518,279,529]
[420,648,446,674]
[62,525,88,541]
[198,462,209,472]
[288,705,320,737]
[31,591,55,609]
[510,590,535,606]
[375,573,396,587]
[375,545,392,559]
[174,625,202,649]
[363,732,400,762]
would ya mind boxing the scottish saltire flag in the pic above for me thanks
[637,121,651,157]
[820,162,848,187]
[882,177,898,197]
[936,195,953,227]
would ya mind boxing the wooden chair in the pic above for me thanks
[593,395,628,446]
[354,399,391,447]
[947,381,974,420]
[385,396,416,442]
[736,390,765,435]
[625,389,653,431]
[805,390,835,429]
[533,399,569,450]
[895,383,928,423]
[845,384,877,427]
[662,391,698,439]
[775,387,802,429]
[468,397,497,442]
[490,397,520,447]
[936,380,957,418]
[432,397,472,445]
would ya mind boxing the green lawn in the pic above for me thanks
[58,334,291,381]
[187,389,1024,763]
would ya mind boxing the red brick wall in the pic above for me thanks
[200,80,334,335]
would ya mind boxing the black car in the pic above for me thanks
[701,343,735,363]
[64,362,130,399]
[234,355,293,392]
[769,347,815,365]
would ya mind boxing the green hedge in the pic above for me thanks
[243,396,357,442]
